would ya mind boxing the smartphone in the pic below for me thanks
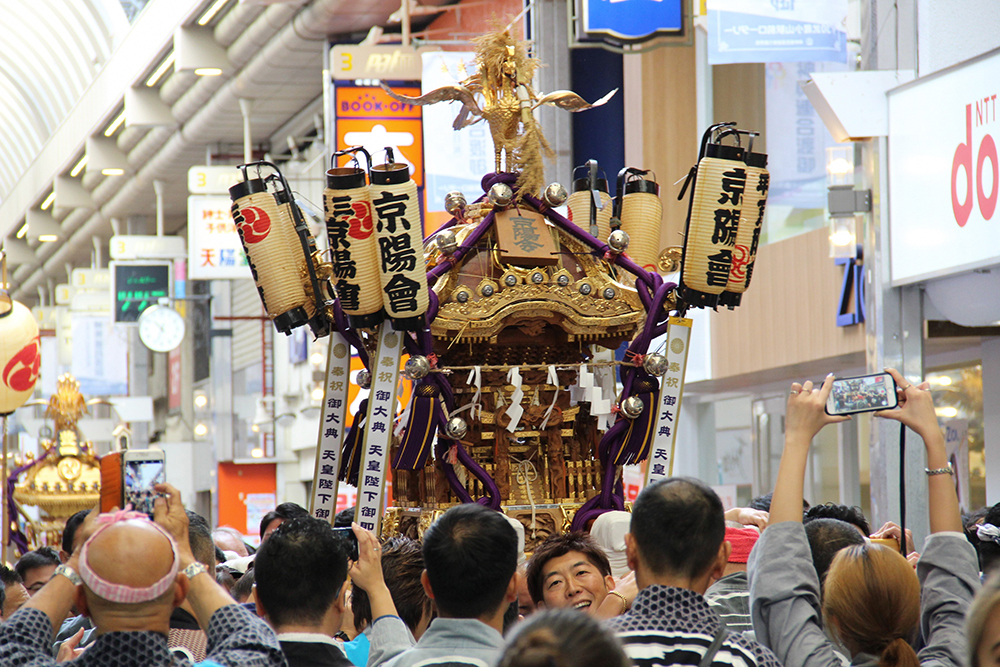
[123,449,166,517]
[332,527,360,561]
[826,372,898,416]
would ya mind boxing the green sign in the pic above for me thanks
[113,262,170,323]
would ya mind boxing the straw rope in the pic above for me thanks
[567,190,613,242]
[324,185,384,319]
[233,191,308,317]
[621,191,662,272]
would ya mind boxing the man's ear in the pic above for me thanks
[604,573,616,592]
[624,533,639,573]
[59,550,70,565]
[711,541,732,580]
[420,570,436,600]
[504,569,521,604]
[173,574,190,610]
[255,594,269,622]
[74,587,90,619]
[334,580,347,614]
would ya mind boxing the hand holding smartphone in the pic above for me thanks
[825,372,898,416]
[123,449,166,517]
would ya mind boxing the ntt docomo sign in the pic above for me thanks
[889,48,1000,285]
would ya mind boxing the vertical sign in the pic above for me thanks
[645,317,693,485]
[310,335,352,522]
[354,326,403,534]
[168,348,182,411]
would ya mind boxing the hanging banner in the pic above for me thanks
[707,0,848,65]
[187,195,248,279]
[645,317,692,485]
[354,325,403,534]
[310,335,353,522]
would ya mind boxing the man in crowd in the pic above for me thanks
[259,502,310,543]
[704,526,760,637]
[213,526,252,559]
[15,546,60,597]
[0,483,285,667]
[59,510,91,565]
[0,566,28,621]
[525,532,625,618]
[606,477,781,667]
[803,503,871,537]
[803,518,865,590]
[254,516,353,667]
[357,503,520,667]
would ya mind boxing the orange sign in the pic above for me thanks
[335,85,424,188]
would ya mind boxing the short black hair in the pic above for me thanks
[630,477,724,579]
[186,510,215,568]
[0,566,21,619]
[62,509,91,554]
[976,503,1000,576]
[804,503,871,537]
[231,567,255,603]
[334,506,355,528]
[214,545,226,564]
[525,532,612,605]
[254,516,349,627]
[749,491,810,512]
[259,502,309,539]
[14,546,60,582]
[423,504,517,619]
[351,536,433,635]
[804,518,866,587]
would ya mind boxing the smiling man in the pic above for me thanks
[525,533,622,616]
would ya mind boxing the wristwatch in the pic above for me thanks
[182,562,210,580]
[54,564,82,586]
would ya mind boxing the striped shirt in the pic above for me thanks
[605,585,781,667]
[705,572,754,635]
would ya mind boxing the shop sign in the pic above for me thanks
[707,0,848,64]
[187,195,249,280]
[110,235,185,260]
[330,45,435,81]
[71,268,110,291]
[188,165,241,195]
[335,85,424,188]
[576,0,684,44]
[888,49,1000,284]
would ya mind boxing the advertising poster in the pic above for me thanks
[708,0,848,64]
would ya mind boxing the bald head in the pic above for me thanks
[84,520,177,596]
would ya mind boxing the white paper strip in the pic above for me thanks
[309,333,352,522]
[355,325,403,535]
[645,317,693,485]
[505,366,525,432]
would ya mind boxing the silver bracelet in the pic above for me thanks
[925,465,954,476]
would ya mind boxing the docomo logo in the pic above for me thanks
[952,98,999,227]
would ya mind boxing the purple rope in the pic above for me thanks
[7,444,59,555]
[427,210,497,284]
[331,301,370,368]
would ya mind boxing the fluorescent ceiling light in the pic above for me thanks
[103,110,126,137]
[197,0,230,26]
[38,235,58,243]
[40,191,55,211]
[145,51,176,87]
[194,67,223,76]
[102,168,125,176]
[16,223,27,239]
[70,155,88,177]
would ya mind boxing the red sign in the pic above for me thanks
[168,348,182,411]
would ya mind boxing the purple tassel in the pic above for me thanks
[611,380,660,466]
[394,383,441,471]
[338,398,368,486]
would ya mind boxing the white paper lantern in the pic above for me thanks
[0,300,40,415]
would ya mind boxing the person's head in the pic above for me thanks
[351,536,434,638]
[213,526,250,559]
[967,572,1000,667]
[422,504,518,620]
[975,504,1000,578]
[231,567,255,604]
[334,506,356,528]
[804,518,867,589]
[804,503,871,537]
[258,502,309,542]
[0,566,27,621]
[185,510,215,568]
[15,546,60,596]
[75,517,188,632]
[722,526,760,575]
[749,492,809,512]
[254,516,349,633]
[516,565,535,618]
[496,608,631,667]
[525,532,613,615]
[589,511,631,580]
[822,544,920,666]
[61,509,92,562]
[626,477,728,592]
[216,565,236,593]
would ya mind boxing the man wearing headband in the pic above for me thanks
[0,483,285,667]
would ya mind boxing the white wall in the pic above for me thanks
[918,0,1000,75]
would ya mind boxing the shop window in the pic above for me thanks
[927,365,984,512]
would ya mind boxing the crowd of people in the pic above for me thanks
[2,368,1000,667]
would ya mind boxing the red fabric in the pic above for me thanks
[725,527,760,563]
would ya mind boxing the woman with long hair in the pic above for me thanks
[749,369,980,667]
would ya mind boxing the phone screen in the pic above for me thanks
[828,373,897,415]
[125,458,166,516]
[332,527,359,561]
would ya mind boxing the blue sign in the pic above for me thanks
[708,0,847,64]
[581,0,683,43]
